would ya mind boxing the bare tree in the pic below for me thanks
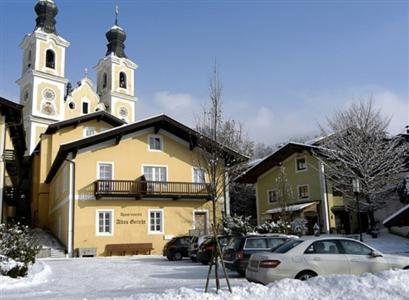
[315,99,408,229]
[195,65,249,293]
[275,165,295,231]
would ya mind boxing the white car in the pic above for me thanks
[246,237,409,284]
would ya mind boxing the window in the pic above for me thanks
[148,135,163,151]
[143,166,167,181]
[193,168,206,183]
[84,127,96,137]
[267,238,287,249]
[82,101,89,114]
[102,73,107,88]
[46,49,55,69]
[296,157,307,172]
[148,209,163,234]
[298,185,309,199]
[267,189,278,203]
[119,72,127,88]
[96,210,113,236]
[305,240,340,254]
[98,163,113,180]
[244,238,268,249]
[339,240,372,255]
[27,50,32,69]
[68,101,75,110]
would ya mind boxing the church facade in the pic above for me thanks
[7,0,242,257]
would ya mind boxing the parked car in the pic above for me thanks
[188,235,210,262]
[197,235,230,265]
[163,235,193,260]
[222,234,294,275]
[246,237,409,284]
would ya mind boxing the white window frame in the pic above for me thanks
[83,126,96,137]
[97,162,114,180]
[148,208,164,234]
[192,209,209,233]
[266,189,278,204]
[192,167,206,183]
[81,98,90,115]
[141,164,168,181]
[297,184,310,200]
[148,134,163,152]
[295,156,308,172]
[96,209,114,236]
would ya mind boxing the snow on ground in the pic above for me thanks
[0,230,408,299]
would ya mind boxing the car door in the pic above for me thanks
[303,240,350,275]
[338,239,389,275]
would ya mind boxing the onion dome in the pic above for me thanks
[105,5,127,58]
[34,0,58,34]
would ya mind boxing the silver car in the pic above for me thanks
[246,237,409,284]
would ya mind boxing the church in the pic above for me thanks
[1,0,243,257]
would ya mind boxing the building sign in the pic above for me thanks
[116,212,146,225]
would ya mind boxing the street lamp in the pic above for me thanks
[352,178,363,242]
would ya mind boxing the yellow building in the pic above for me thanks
[0,97,27,224]
[237,142,356,234]
[12,1,244,257]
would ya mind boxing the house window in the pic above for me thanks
[267,189,278,203]
[143,166,167,182]
[193,168,206,183]
[296,157,307,172]
[96,210,113,236]
[84,127,96,137]
[148,135,163,151]
[119,72,127,88]
[98,163,113,180]
[82,101,89,114]
[46,49,55,69]
[148,209,163,234]
[298,185,309,199]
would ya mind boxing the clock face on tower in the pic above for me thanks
[41,101,55,115]
[119,106,128,117]
[43,88,56,101]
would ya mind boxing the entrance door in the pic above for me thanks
[194,211,207,235]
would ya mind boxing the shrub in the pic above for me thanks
[222,214,253,236]
[256,219,291,234]
[0,223,41,278]
[290,218,308,236]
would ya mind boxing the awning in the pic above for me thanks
[265,202,317,214]
[383,204,409,227]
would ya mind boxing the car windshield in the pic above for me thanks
[272,239,304,253]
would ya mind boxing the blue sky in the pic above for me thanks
[0,0,408,144]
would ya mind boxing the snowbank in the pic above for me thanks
[0,260,51,290]
[125,270,409,300]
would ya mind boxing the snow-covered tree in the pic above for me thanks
[256,220,291,234]
[274,165,295,232]
[315,99,408,229]
[291,218,308,236]
[222,214,253,236]
[0,224,41,278]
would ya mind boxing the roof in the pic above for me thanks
[236,142,317,183]
[383,204,409,227]
[45,114,247,183]
[0,97,27,157]
[43,111,126,134]
[265,201,318,214]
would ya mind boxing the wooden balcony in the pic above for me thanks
[94,180,212,200]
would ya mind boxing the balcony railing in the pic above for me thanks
[3,150,15,162]
[94,180,212,200]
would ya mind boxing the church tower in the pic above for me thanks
[94,8,138,123]
[17,0,70,154]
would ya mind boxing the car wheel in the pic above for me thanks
[191,257,197,262]
[166,255,173,261]
[295,271,317,281]
[201,260,209,265]
[404,266,409,270]
[174,252,183,261]
[237,270,245,277]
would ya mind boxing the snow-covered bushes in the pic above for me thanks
[222,214,253,236]
[290,218,308,236]
[256,219,291,234]
[0,223,41,278]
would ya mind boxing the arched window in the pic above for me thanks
[103,73,107,88]
[27,50,32,68]
[46,49,55,69]
[119,72,127,89]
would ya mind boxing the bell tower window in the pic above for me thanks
[27,50,32,69]
[46,49,55,69]
[119,72,127,89]
[103,73,107,88]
